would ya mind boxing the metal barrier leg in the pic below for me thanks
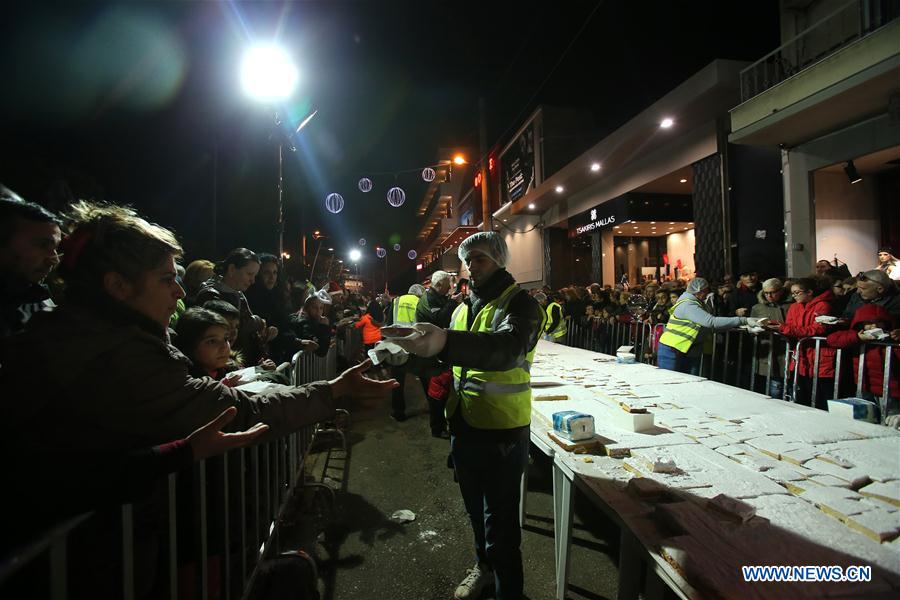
[881,348,893,424]
[197,461,208,600]
[811,339,822,409]
[121,504,135,600]
[49,536,68,600]
[167,473,178,600]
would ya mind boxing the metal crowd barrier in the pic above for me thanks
[563,318,657,364]
[336,326,364,366]
[562,320,898,424]
[2,345,343,600]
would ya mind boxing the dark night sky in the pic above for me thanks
[0,0,780,277]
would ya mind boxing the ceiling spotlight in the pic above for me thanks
[555,185,564,193]
[679,178,687,183]
[650,221,656,224]
[590,163,601,172]
[528,203,535,209]
[669,222,674,224]
[844,160,862,184]
[660,118,674,129]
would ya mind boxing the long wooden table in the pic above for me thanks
[527,340,900,599]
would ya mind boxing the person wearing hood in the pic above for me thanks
[392,232,545,600]
[658,277,761,375]
[289,293,332,357]
[827,303,900,419]
[764,277,837,409]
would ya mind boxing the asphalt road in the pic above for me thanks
[295,374,621,600]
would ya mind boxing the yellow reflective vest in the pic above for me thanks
[658,296,712,353]
[545,302,567,338]
[446,284,545,429]
[392,294,419,326]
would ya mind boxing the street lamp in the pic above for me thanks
[240,44,302,261]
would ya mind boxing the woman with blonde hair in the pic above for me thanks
[183,258,215,305]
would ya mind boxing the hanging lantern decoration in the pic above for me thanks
[376,247,387,259]
[325,193,344,214]
[421,167,436,182]
[407,250,417,260]
[386,186,406,208]
[358,238,367,246]
[393,243,401,251]
[358,177,373,193]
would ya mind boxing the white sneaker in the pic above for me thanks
[454,563,493,599]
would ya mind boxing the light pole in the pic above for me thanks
[240,44,300,261]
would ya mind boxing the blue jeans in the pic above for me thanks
[451,428,529,600]
[657,343,701,375]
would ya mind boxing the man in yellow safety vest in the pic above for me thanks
[534,292,566,342]
[393,232,545,600]
[388,283,426,420]
[658,277,762,375]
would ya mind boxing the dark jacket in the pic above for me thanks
[826,304,899,398]
[290,312,332,357]
[728,282,761,316]
[0,280,53,338]
[0,301,335,454]
[842,288,900,322]
[195,276,264,363]
[246,283,307,362]
[416,288,457,329]
[440,269,544,441]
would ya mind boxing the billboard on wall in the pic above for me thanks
[501,121,536,205]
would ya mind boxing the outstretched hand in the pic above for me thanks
[330,359,399,408]
[187,407,270,461]
[391,322,448,357]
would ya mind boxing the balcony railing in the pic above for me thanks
[739,0,899,102]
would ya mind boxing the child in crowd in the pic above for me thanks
[355,306,382,351]
[175,308,241,384]
[204,299,278,372]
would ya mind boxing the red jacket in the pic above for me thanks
[826,304,899,397]
[355,313,382,345]
[780,290,836,378]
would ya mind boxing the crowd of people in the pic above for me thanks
[0,196,398,596]
[529,253,900,416]
[3,189,899,600]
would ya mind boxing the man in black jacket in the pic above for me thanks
[842,269,900,322]
[395,232,544,600]
[0,197,61,338]
[728,270,761,317]
[416,270,462,436]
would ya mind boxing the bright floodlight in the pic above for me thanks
[590,163,601,172]
[349,249,362,262]
[241,45,298,102]
[659,117,674,129]
[453,154,467,165]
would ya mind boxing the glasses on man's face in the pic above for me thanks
[763,290,780,295]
